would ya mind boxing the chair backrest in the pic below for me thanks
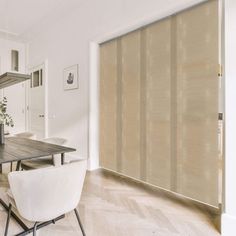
[15,132,36,139]
[8,160,87,222]
[43,137,67,146]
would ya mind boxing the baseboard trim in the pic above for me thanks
[100,167,220,215]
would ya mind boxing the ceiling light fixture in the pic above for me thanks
[0,72,30,89]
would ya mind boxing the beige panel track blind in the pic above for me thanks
[176,0,219,206]
[146,18,172,189]
[100,40,118,171]
[121,31,141,179]
[99,0,219,207]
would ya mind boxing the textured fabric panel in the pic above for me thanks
[176,0,219,206]
[140,28,147,181]
[116,39,123,172]
[121,31,141,179]
[170,16,178,192]
[146,18,172,189]
[99,40,118,171]
[99,0,219,207]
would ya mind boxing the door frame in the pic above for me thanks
[26,60,48,138]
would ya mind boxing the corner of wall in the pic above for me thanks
[88,42,100,171]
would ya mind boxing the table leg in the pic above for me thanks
[52,154,56,166]
[16,161,21,171]
[61,153,65,165]
[0,164,2,174]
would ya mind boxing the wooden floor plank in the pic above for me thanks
[0,169,220,236]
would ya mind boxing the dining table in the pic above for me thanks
[0,136,76,236]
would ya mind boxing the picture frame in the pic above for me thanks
[63,64,78,90]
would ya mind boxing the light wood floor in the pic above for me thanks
[0,169,220,236]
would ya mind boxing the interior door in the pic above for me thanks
[28,64,46,139]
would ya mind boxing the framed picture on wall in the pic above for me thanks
[63,64,78,90]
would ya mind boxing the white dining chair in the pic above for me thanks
[14,132,36,139]
[20,137,67,170]
[4,160,87,236]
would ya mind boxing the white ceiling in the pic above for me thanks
[0,0,82,37]
[0,0,205,41]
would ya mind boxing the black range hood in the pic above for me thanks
[0,72,31,89]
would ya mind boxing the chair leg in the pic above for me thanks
[4,203,12,236]
[74,208,86,236]
[33,222,38,236]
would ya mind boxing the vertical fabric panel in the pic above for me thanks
[116,39,123,172]
[140,28,147,181]
[99,40,118,171]
[121,31,141,179]
[176,0,219,206]
[170,16,178,192]
[146,18,172,189]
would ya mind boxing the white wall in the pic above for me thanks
[0,38,27,134]
[28,0,206,167]
[221,0,236,235]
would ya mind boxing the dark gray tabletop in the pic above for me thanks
[0,137,76,164]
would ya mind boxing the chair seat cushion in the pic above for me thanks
[21,158,54,170]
